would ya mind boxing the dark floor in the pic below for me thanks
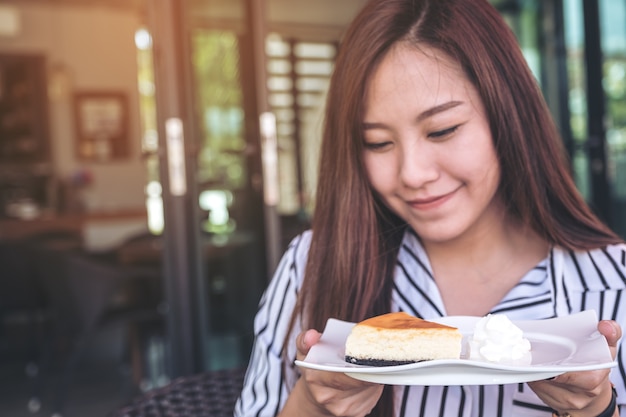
[0,320,246,417]
[0,359,135,417]
[0,323,156,417]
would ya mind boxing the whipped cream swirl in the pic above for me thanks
[469,314,532,365]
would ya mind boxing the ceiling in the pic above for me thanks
[9,0,367,27]
[10,0,145,12]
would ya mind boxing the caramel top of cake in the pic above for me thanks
[358,312,456,330]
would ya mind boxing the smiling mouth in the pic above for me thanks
[407,189,457,209]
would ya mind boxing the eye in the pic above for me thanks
[428,124,460,139]
[363,141,392,151]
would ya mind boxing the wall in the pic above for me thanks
[0,3,146,212]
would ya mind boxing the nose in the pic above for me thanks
[399,140,439,189]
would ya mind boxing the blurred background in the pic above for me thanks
[0,0,624,416]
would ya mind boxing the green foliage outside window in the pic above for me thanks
[192,30,247,190]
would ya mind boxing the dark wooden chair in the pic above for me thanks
[31,231,163,417]
[110,367,246,417]
[0,230,84,414]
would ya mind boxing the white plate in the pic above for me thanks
[295,310,615,385]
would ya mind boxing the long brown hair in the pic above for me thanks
[287,0,621,415]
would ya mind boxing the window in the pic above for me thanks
[265,34,336,217]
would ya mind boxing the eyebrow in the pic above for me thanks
[362,100,464,130]
[416,100,464,122]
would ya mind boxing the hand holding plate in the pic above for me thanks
[279,329,384,417]
[527,320,621,416]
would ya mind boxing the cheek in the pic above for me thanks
[468,151,501,194]
[479,144,500,178]
[457,135,499,182]
[363,156,395,193]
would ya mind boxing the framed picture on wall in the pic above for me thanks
[73,91,129,161]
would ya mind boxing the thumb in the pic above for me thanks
[598,320,622,359]
[296,329,322,360]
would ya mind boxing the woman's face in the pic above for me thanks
[362,43,503,245]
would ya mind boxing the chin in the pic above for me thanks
[412,230,461,245]
[409,221,470,245]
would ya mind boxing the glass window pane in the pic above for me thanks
[297,93,322,108]
[264,36,336,218]
[266,34,290,57]
[192,30,247,189]
[296,77,329,92]
[295,60,334,76]
[267,76,292,91]
[563,0,590,200]
[269,92,294,107]
[274,108,295,122]
[600,0,626,236]
[294,42,336,58]
[277,149,299,213]
[267,59,291,74]
[277,122,294,136]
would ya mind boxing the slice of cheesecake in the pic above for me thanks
[344,312,462,366]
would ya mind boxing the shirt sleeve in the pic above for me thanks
[234,232,311,417]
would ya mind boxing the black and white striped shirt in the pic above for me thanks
[235,230,626,416]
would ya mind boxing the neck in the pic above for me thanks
[424,209,523,270]
[421,213,549,316]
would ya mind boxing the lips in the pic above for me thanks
[407,189,457,210]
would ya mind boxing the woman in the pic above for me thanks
[235,0,626,415]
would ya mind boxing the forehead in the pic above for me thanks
[367,42,470,94]
[365,42,474,107]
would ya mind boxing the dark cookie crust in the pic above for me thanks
[344,356,420,366]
